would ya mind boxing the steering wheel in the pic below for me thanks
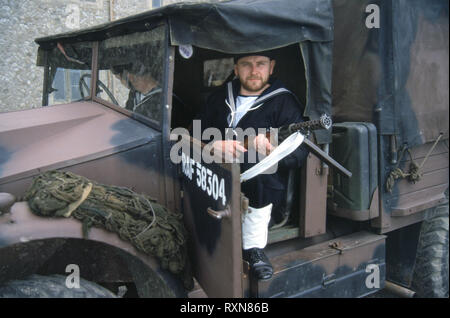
[79,74,119,106]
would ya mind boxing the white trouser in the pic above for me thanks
[241,203,272,250]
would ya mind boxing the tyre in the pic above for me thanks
[411,203,449,298]
[0,274,118,298]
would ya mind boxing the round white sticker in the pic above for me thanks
[179,45,194,59]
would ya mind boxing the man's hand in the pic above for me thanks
[212,140,247,159]
[253,133,274,155]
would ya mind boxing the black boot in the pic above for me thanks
[243,248,273,280]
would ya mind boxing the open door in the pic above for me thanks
[179,135,243,297]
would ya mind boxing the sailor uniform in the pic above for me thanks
[198,78,309,223]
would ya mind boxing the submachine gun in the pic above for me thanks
[241,114,351,183]
[278,114,352,178]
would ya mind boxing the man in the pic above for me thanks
[111,63,162,120]
[112,63,191,128]
[198,51,309,280]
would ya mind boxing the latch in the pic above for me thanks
[207,194,249,219]
[207,205,231,219]
[329,241,344,254]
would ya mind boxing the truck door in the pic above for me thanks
[179,135,243,298]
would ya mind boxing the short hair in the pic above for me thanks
[111,64,130,75]
[111,62,149,76]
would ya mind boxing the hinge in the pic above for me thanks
[241,193,249,214]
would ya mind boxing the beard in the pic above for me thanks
[240,76,270,94]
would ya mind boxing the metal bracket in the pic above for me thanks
[322,273,336,287]
[329,241,344,254]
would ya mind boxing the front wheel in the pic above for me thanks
[411,202,449,298]
[0,274,118,298]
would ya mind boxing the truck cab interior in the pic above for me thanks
[172,43,322,242]
[172,43,307,129]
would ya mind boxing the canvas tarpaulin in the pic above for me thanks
[332,0,448,147]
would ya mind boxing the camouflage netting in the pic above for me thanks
[23,170,193,290]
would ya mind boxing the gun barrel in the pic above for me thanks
[288,114,332,134]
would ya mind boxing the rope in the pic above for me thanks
[23,170,193,289]
[386,133,443,193]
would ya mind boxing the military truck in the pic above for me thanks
[0,0,448,298]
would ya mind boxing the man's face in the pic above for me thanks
[127,73,154,94]
[234,55,275,95]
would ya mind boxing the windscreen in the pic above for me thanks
[42,41,93,105]
[96,25,166,125]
